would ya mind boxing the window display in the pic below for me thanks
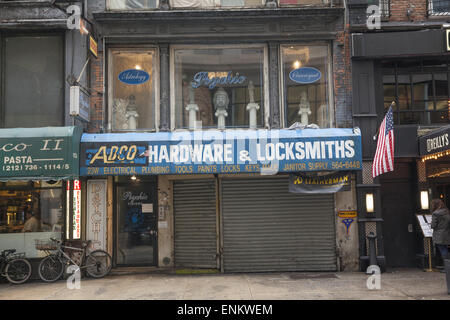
[0,181,63,234]
[172,46,266,130]
[281,45,331,128]
[110,49,158,131]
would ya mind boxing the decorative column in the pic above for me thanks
[246,81,260,129]
[185,83,199,130]
[160,44,170,131]
[268,42,280,128]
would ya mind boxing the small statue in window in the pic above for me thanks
[125,95,139,130]
[213,87,229,130]
[298,90,311,126]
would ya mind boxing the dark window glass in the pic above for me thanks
[382,59,450,125]
[4,36,64,128]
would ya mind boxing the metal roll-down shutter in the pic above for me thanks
[221,177,336,272]
[173,179,218,268]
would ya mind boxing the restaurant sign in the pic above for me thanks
[419,125,450,156]
[80,129,362,176]
[0,127,81,180]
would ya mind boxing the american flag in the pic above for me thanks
[372,105,395,178]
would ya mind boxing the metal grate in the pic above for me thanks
[362,162,374,184]
[428,0,450,15]
[417,160,427,183]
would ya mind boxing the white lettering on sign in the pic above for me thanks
[41,139,64,151]
[145,140,356,164]
[426,133,449,153]
[4,156,33,164]
[0,143,32,152]
[123,192,149,206]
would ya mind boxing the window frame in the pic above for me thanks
[169,43,270,131]
[169,0,266,9]
[107,46,160,132]
[382,58,450,126]
[279,42,334,129]
[106,0,160,11]
[0,32,65,128]
[427,0,450,16]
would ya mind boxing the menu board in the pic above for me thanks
[416,214,433,238]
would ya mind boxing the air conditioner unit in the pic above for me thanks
[41,180,63,188]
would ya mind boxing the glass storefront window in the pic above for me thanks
[107,0,158,9]
[4,36,64,128]
[0,181,63,258]
[109,49,158,131]
[172,45,266,130]
[281,45,331,128]
[171,0,264,8]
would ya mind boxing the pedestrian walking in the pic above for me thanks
[431,199,450,270]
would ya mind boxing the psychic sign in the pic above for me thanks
[80,128,362,176]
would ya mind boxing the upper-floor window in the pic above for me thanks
[280,44,332,128]
[171,0,265,8]
[383,58,450,125]
[109,48,159,131]
[171,45,267,130]
[428,0,450,15]
[1,35,64,128]
[107,0,158,10]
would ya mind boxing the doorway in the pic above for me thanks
[115,176,158,266]
[380,161,417,268]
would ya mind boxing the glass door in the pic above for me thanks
[115,182,158,266]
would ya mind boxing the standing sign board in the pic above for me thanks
[416,214,433,238]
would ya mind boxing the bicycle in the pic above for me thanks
[0,249,32,285]
[36,238,112,283]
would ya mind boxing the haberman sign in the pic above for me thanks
[80,129,362,176]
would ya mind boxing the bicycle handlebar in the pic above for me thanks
[50,237,61,243]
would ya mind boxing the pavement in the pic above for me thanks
[0,268,449,300]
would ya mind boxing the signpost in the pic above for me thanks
[417,214,435,272]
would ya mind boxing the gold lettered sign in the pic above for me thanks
[338,210,357,218]
[289,171,351,194]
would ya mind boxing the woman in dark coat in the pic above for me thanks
[431,199,450,261]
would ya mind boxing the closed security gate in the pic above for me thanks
[173,180,218,269]
[221,177,336,272]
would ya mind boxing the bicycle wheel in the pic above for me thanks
[38,255,64,282]
[5,258,32,284]
[85,250,112,278]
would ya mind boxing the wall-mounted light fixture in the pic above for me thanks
[420,190,429,210]
[131,175,137,181]
[366,193,374,213]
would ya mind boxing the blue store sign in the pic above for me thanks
[289,67,322,84]
[80,129,362,176]
[118,69,150,85]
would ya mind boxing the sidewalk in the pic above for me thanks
[0,268,448,300]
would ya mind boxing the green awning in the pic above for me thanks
[0,126,81,181]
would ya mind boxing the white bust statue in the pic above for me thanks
[298,90,311,125]
[213,87,229,130]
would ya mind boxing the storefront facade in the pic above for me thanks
[80,129,362,271]
[80,0,363,272]
[0,126,81,258]
[350,26,450,269]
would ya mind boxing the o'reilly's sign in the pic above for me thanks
[419,125,450,156]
